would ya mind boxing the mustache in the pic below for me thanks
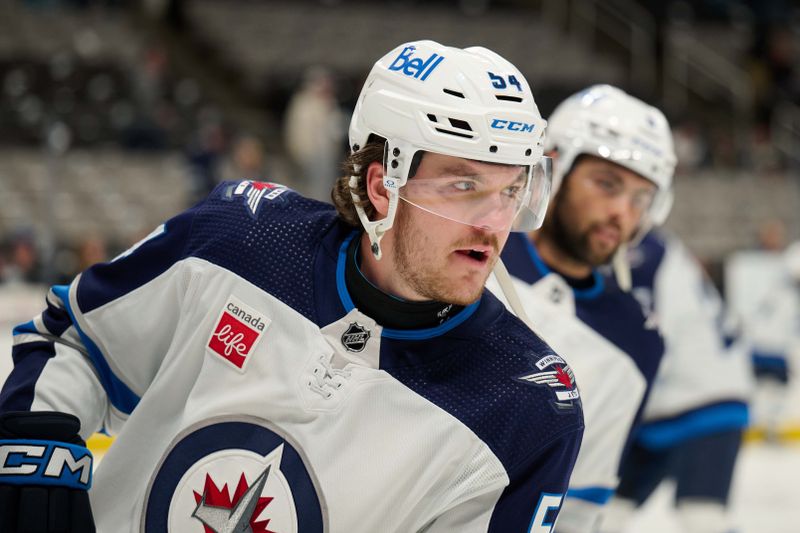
[452,236,501,255]
[590,220,623,234]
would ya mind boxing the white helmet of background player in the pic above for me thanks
[546,84,677,240]
[348,40,552,259]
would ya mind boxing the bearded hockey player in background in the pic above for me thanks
[488,84,674,533]
[599,230,753,533]
[0,41,584,532]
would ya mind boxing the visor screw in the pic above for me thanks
[371,242,380,255]
[391,159,399,169]
[352,144,360,151]
[489,145,498,153]
[525,148,532,156]
[392,147,400,157]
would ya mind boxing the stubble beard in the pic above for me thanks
[393,206,493,306]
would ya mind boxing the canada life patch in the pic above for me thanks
[231,180,288,217]
[207,296,271,372]
[516,354,581,411]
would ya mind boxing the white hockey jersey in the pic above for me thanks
[0,181,583,533]
[492,233,664,533]
[628,232,752,450]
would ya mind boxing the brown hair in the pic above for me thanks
[331,139,385,227]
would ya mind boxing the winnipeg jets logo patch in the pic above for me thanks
[144,419,325,532]
[207,296,271,372]
[231,180,289,217]
[516,354,580,412]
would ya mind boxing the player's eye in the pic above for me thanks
[452,180,477,192]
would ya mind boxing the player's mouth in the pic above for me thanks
[592,224,621,248]
[453,245,493,265]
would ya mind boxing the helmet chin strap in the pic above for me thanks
[612,243,631,292]
[349,173,400,260]
[492,258,537,331]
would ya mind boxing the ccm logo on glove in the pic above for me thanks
[0,440,93,490]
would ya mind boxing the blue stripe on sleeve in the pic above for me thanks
[566,486,614,505]
[752,352,788,371]
[637,401,749,450]
[12,321,37,336]
[52,285,140,415]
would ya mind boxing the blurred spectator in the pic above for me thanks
[672,120,709,174]
[709,127,741,170]
[2,230,40,284]
[135,45,169,110]
[224,134,266,181]
[751,24,799,127]
[77,234,108,272]
[749,123,784,174]
[123,44,172,150]
[186,110,227,201]
[283,67,346,202]
[756,218,787,251]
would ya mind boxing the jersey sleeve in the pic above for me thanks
[426,427,582,533]
[653,239,724,364]
[0,205,198,439]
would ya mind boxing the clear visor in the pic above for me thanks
[396,154,552,233]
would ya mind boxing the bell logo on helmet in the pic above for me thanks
[490,118,535,133]
[388,45,444,81]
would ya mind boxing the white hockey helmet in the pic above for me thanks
[546,84,677,238]
[348,40,551,258]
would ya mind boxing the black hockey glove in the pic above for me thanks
[0,411,95,533]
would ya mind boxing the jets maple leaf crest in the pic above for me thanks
[191,467,276,533]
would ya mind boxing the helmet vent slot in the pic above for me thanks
[443,88,466,99]
[448,118,472,131]
[427,114,438,123]
[495,95,523,103]
[435,127,474,139]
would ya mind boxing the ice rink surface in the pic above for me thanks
[1,285,799,531]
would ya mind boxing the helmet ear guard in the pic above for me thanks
[348,138,416,260]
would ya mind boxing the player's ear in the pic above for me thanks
[365,161,389,217]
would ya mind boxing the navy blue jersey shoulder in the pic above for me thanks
[503,233,663,385]
[382,295,584,475]
[74,180,342,319]
[184,181,343,321]
[628,231,668,291]
[501,232,541,285]
[579,275,664,386]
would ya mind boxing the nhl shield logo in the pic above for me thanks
[341,322,371,352]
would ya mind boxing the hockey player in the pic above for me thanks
[600,230,752,533]
[0,41,583,532]
[746,240,800,441]
[488,84,674,533]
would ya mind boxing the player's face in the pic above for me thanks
[545,155,656,267]
[392,153,520,305]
